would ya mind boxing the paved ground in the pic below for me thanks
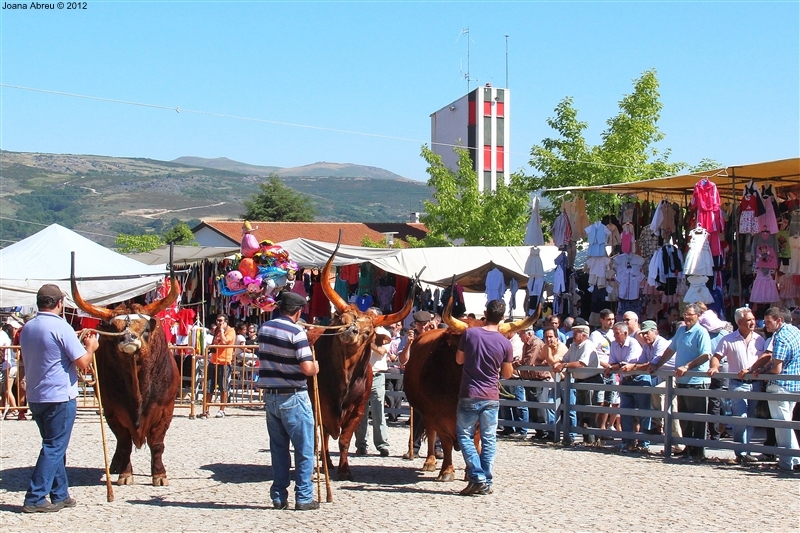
[1,407,798,532]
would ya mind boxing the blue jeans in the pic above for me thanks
[729,379,762,454]
[356,372,389,451]
[25,399,77,506]
[456,398,499,486]
[766,384,800,470]
[620,376,652,447]
[537,385,556,428]
[265,390,315,505]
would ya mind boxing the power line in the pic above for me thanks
[1,83,679,176]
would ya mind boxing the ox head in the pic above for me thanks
[318,233,416,347]
[71,276,179,358]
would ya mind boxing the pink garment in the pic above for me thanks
[691,179,724,233]
[750,269,779,304]
[758,193,779,234]
[620,229,634,254]
[739,194,759,234]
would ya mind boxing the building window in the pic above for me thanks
[484,100,492,116]
[484,171,492,191]
[496,118,504,146]
[496,146,504,172]
[496,101,504,117]
[468,100,476,126]
[483,146,492,171]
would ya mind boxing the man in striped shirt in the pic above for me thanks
[257,291,320,511]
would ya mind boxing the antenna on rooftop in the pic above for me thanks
[505,34,509,88]
[457,28,477,92]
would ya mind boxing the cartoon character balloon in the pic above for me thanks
[240,221,260,258]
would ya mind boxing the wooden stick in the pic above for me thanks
[92,351,114,502]
[311,347,332,503]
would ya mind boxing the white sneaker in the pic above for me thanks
[215,411,226,418]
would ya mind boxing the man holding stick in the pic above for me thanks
[257,292,320,511]
[19,284,98,513]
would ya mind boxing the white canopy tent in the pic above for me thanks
[276,238,561,291]
[0,224,168,307]
[126,245,239,265]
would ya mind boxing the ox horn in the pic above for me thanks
[70,251,115,321]
[320,230,350,314]
[374,266,424,328]
[141,243,180,317]
[497,301,543,335]
[441,277,468,334]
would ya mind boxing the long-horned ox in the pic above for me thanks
[403,297,540,482]
[307,240,417,481]
[71,275,181,486]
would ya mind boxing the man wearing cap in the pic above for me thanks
[606,321,650,451]
[19,284,99,513]
[256,291,320,511]
[640,320,683,452]
[711,307,764,464]
[649,303,711,460]
[455,299,514,496]
[552,324,600,446]
[355,308,393,457]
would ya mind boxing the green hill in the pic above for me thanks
[0,150,432,248]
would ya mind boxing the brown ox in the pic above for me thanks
[403,300,539,481]
[307,244,416,481]
[71,278,180,486]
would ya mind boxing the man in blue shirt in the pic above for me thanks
[19,284,98,513]
[649,303,711,460]
[536,315,566,344]
[257,291,320,510]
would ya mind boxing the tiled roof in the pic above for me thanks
[193,221,428,247]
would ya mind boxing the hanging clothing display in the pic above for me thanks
[585,221,610,257]
[683,227,714,276]
[524,196,546,246]
[562,197,590,240]
[739,188,760,235]
[620,223,636,254]
[524,247,544,278]
[787,235,800,275]
[758,184,780,234]
[551,211,572,248]
[683,275,714,304]
[750,269,779,304]
[585,256,610,287]
[485,267,506,301]
[750,231,779,270]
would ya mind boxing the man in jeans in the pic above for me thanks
[20,284,99,513]
[711,307,765,464]
[455,300,514,496]
[747,307,800,472]
[257,292,320,510]
[649,303,711,460]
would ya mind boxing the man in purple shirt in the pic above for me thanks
[19,284,98,513]
[455,300,513,496]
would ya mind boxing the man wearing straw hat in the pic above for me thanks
[257,291,320,511]
[19,284,98,513]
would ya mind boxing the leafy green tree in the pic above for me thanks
[420,146,530,246]
[529,69,686,229]
[162,222,197,245]
[115,234,164,253]
[242,175,316,221]
[360,235,403,248]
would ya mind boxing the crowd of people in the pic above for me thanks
[502,303,800,472]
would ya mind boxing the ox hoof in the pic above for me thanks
[422,461,437,472]
[435,472,455,482]
[336,471,353,482]
[152,476,169,487]
[117,475,134,486]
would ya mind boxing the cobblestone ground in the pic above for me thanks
[1,408,798,532]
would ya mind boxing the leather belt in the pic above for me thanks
[263,387,305,394]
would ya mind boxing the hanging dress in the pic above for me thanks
[787,235,800,275]
[750,269,779,304]
[683,228,714,276]
[524,196,546,246]
[524,247,545,278]
[585,221,610,257]
[758,184,779,234]
[739,192,759,235]
[683,275,713,304]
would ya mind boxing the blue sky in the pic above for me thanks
[1,1,797,181]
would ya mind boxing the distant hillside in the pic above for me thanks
[174,156,412,181]
[172,156,281,176]
[0,150,432,248]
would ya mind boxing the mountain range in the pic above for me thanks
[0,150,432,247]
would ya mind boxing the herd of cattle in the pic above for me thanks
[70,245,537,487]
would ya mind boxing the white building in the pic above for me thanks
[430,84,510,192]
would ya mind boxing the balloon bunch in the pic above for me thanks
[217,221,299,312]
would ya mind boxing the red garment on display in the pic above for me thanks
[691,179,725,234]
[394,275,409,313]
[339,264,360,286]
[175,308,196,336]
